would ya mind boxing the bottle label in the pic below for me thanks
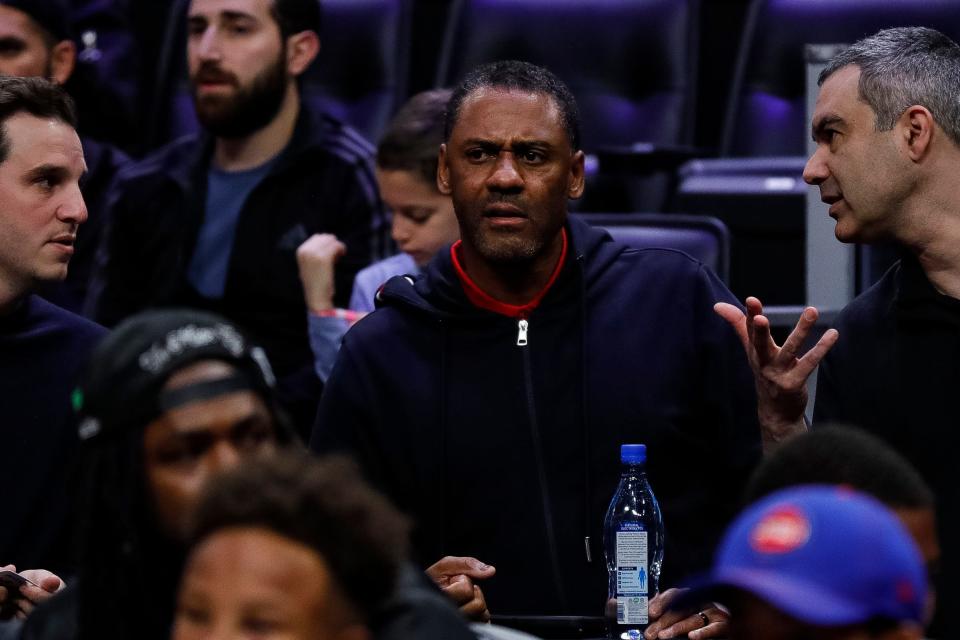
[616,530,649,624]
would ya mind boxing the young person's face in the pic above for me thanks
[142,361,277,540]
[173,527,369,640]
[378,168,458,267]
[438,87,584,268]
[0,111,86,297]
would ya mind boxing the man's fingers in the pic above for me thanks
[796,328,840,374]
[643,609,687,639]
[749,314,779,365]
[427,556,495,580]
[658,611,728,640]
[440,574,476,606]
[688,621,728,640]
[647,588,682,618]
[19,570,62,594]
[458,584,492,623]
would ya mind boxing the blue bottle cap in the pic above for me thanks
[621,444,646,464]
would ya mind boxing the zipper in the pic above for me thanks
[522,343,567,609]
[516,318,529,346]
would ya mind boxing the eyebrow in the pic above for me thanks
[461,138,555,150]
[23,164,71,181]
[187,10,257,25]
[811,115,844,141]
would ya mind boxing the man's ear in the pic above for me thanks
[49,40,76,85]
[437,144,452,195]
[286,30,320,77]
[900,105,935,163]
[567,150,585,200]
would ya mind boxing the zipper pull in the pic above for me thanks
[516,318,529,346]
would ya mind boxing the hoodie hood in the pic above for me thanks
[375,214,629,318]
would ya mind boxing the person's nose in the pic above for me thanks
[392,214,413,245]
[207,440,242,475]
[486,152,524,192]
[194,26,222,62]
[57,185,88,226]
[803,146,829,186]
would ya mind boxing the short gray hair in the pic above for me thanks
[820,26,960,147]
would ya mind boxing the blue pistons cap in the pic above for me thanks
[684,485,927,627]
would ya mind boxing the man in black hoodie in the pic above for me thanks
[311,61,763,631]
[0,75,104,591]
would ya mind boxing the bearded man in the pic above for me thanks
[88,0,388,435]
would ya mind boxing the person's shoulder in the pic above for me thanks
[298,107,376,168]
[114,134,204,189]
[26,296,107,342]
[834,260,901,330]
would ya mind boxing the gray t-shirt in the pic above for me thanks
[187,159,276,298]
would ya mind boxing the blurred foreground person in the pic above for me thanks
[21,309,295,640]
[648,426,941,639]
[173,451,408,640]
[683,486,927,640]
[17,310,476,640]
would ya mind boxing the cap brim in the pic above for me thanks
[677,567,871,627]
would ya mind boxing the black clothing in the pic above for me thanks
[0,296,105,571]
[814,255,956,634]
[88,104,387,433]
[312,217,761,616]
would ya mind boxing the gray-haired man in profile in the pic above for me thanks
[717,27,960,634]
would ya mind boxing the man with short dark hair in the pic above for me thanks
[89,0,388,434]
[0,0,131,313]
[312,60,762,627]
[715,27,960,633]
[0,75,104,584]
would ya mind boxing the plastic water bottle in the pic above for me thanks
[603,444,664,640]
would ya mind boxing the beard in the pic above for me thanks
[191,53,288,139]
[457,202,565,266]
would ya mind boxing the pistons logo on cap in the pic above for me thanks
[750,505,811,554]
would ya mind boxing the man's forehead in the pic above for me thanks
[2,112,82,163]
[814,65,862,116]
[189,0,268,20]
[0,5,37,37]
[453,86,565,142]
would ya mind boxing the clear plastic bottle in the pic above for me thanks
[603,444,664,640]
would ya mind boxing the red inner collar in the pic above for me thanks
[451,228,568,318]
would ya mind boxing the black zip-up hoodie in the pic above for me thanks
[311,216,761,616]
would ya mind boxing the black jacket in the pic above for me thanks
[312,217,761,616]
[814,255,958,634]
[88,105,388,431]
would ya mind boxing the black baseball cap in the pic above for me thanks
[73,309,297,444]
